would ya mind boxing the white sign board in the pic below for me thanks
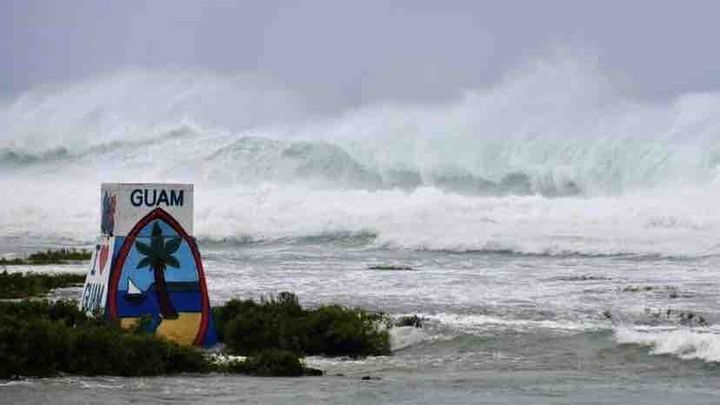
[101,183,193,236]
[81,235,114,313]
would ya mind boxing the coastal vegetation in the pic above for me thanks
[213,291,391,357]
[395,315,423,328]
[0,248,91,265]
[0,300,210,378]
[218,350,323,376]
[0,299,324,379]
[0,273,390,378]
[0,271,85,298]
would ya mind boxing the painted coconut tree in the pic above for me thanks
[135,222,181,319]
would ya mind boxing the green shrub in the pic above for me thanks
[0,293,391,378]
[0,300,327,378]
[0,299,95,326]
[0,271,86,298]
[0,249,91,266]
[0,300,210,378]
[214,292,390,357]
[26,249,92,264]
[395,315,423,328]
[219,350,310,377]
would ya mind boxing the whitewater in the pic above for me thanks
[4,55,720,404]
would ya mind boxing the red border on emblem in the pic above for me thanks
[107,208,210,346]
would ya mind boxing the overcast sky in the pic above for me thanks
[2,0,720,109]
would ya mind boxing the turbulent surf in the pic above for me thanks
[2,55,720,383]
[2,56,720,258]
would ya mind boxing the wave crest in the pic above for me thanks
[615,327,720,363]
[3,54,720,196]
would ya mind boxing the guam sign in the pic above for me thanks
[81,183,217,347]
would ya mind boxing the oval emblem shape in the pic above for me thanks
[107,208,210,346]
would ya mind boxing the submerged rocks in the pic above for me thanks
[620,285,684,299]
[368,264,416,271]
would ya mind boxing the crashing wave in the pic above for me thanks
[3,54,720,257]
[3,54,720,196]
[615,326,720,363]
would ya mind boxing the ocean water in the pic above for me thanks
[3,56,720,403]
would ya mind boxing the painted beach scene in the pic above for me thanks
[4,2,720,404]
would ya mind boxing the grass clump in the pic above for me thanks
[0,248,91,266]
[213,292,390,357]
[0,271,85,299]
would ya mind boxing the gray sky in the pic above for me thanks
[2,0,720,109]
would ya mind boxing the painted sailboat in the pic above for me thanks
[124,278,147,304]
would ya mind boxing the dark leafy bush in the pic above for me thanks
[0,300,210,378]
[0,271,85,298]
[0,292,391,378]
[219,350,318,377]
[0,300,327,378]
[214,292,390,357]
[0,299,95,327]
[395,315,423,328]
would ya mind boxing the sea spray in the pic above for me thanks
[2,54,720,257]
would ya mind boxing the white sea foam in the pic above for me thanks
[424,312,606,334]
[2,175,720,258]
[615,326,720,362]
[389,326,436,351]
[0,68,308,153]
[2,53,720,258]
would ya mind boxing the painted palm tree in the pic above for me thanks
[135,222,181,319]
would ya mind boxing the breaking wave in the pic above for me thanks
[615,327,720,363]
[3,54,720,195]
[2,52,720,257]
